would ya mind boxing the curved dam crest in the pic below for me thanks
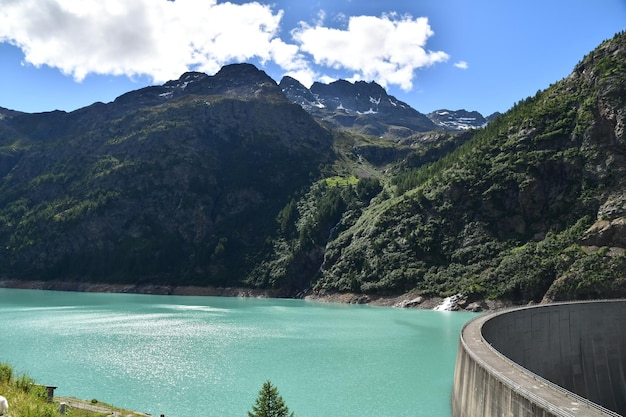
[452,300,626,417]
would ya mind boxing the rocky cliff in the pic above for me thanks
[427,109,487,130]
[279,76,437,137]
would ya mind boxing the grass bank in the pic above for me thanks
[0,362,146,417]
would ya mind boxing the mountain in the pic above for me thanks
[279,76,438,137]
[301,30,626,304]
[113,63,287,111]
[0,64,333,289]
[0,107,22,120]
[1,31,626,307]
[427,109,488,130]
[280,77,495,135]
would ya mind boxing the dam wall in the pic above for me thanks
[452,300,626,417]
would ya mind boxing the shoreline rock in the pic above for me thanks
[0,279,508,311]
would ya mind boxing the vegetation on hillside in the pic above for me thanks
[0,32,625,304]
[0,89,333,289]
[309,30,626,303]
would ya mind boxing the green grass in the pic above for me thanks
[0,362,145,417]
[324,175,359,187]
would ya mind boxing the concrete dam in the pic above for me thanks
[452,300,626,417]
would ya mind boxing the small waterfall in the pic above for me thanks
[434,294,462,311]
[318,220,342,273]
[325,221,341,249]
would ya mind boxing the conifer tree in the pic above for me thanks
[248,380,295,417]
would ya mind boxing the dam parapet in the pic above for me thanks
[452,300,626,417]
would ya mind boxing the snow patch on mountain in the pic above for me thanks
[427,109,487,131]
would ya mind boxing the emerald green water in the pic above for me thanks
[0,288,476,417]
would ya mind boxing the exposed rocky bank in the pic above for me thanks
[0,279,510,311]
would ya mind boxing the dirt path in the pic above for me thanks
[55,397,151,417]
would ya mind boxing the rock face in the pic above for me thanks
[278,76,321,110]
[426,109,487,130]
[580,217,626,247]
[113,64,286,113]
[280,77,496,135]
[279,76,437,137]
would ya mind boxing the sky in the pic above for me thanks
[0,0,624,116]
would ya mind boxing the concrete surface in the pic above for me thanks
[452,300,626,417]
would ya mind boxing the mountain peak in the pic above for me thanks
[112,63,285,113]
[308,78,402,114]
[214,63,268,79]
[163,71,208,88]
[278,76,320,109]
[312,79,388,100]
[280,76,437,136]
[427,109,487,130]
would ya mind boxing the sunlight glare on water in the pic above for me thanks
[0,288,477,417]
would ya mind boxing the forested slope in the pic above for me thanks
[1,32,625,305]
[260,31,626,303]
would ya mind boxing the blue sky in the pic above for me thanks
[0,0,624,116]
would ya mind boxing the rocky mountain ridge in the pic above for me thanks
[426,109,502,130]
[279,76,494,136]
[1,67,492,136]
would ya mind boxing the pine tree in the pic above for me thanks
[248,380,295,417]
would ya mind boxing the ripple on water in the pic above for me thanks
[0,289,477,417]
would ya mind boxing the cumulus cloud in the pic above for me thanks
[0,0,302,82]
[0,1,449,90]
[292,13,449,90]
[454,61,469,69]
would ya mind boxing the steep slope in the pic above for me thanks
[279,76,437,137]
[303,31,626,303]
[0,64,333,288]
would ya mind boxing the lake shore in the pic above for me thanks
[0,279,509,311]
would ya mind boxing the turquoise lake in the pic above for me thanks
[0,288,476,417]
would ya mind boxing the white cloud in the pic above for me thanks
[0,0,300,82]
[318,75,337,85]
[292,13,449,90]
[0,1,449,91]
[454,61,469,69]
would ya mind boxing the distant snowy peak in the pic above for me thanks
[279,76,438,134]
[311,79,386,114]
[279,77,415,115]
[278,76,323,109]
[427,109,488,131]
[164,71,208,88]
